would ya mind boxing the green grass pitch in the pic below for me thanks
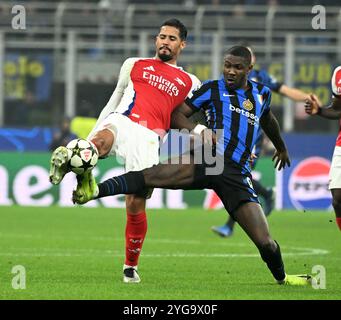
[0,206,340,300]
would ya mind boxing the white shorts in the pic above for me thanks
[329,146,341,189]
[90,113,160,172]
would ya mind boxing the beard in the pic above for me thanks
[157,46,173,62]
[158,52,173,62]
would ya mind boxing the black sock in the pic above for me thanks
[96,171,146,198]
[259,240,285,281]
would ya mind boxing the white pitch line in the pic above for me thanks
[0,233,330,257]
[1,233,322,249]
[0,247,329,258]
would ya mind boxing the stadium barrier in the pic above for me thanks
[0,152,274,209]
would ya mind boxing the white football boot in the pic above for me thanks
[123,264,141,283]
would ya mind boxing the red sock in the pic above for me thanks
[125,211,147,267]
[336,217,341,231]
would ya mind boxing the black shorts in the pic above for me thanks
[193,158,260,216]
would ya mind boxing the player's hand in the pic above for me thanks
[201,128,216,146]
[305,94,321,115]
[272,149,290,170]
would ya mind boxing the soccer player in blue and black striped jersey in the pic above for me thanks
[211,46,315,237]
[73,46,312,285]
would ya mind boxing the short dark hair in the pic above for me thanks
[225,46,252,65]
[160,18,187,41]
[238,41,254,55]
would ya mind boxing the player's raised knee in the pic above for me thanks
[90,129,114,158]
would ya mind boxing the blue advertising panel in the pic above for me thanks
[0,127,53,152]
[4,54,53,101]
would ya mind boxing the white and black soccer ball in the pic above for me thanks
[66,139,98,175]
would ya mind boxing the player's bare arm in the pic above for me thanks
[260,110,290,170]
[306,65,341,119]
[305,94,341,119]
[171,103,216,145]
[279,84,310,101]
[171,102,196,130]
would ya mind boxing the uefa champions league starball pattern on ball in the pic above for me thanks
[66,139,98,174]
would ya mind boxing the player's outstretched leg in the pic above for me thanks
[49,146,70,185]
[72,170,98,204]
[70,128,115,199]
[49,137,102,185]
[73,161,199,204]
[234,202,312,286]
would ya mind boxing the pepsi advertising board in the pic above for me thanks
[277,156,332,211]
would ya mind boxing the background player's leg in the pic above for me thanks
[331,189,341,231]
[252,180,274,216]
[211,216,235,237]
[123,195,147,283]
[233,202,285,282]
[252,179,268,197]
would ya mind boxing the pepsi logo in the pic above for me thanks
[288,157,332,210]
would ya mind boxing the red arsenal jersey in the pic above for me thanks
[114,58,201,135]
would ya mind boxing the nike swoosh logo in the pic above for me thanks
[223,93,235,97]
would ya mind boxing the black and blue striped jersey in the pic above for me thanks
[186,76,272,172]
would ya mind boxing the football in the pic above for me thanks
[66,139,98,175]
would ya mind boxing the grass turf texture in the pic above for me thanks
[0,206,340,300]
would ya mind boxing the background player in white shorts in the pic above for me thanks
[49,18,201,282]
[305,66,341,232]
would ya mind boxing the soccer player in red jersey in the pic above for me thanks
[49,19,201,283]
[305,66,341,231]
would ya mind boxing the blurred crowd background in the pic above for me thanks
[0,0,340,148]
[0,1,338,210]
